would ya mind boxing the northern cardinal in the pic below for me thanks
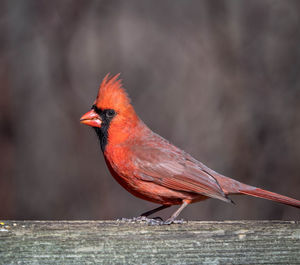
[80,74,300,224]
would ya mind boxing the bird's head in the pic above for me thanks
[80,73,139,151]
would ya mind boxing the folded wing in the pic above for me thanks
[130,135,231,203]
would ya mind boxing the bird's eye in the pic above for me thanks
[106,109,116,119]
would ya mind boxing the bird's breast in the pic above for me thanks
[103,145,206,205]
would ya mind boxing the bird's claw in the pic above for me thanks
[117,216,164,225]
[117,216,156,222]
[163,218,185,225]
[147,218,185,225]
[117,216,185,225]
[117,217,136,222]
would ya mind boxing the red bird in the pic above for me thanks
[80,74,300,224]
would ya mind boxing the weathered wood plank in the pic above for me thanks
[0,220,299,264]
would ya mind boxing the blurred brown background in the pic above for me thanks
[0,1,299,221]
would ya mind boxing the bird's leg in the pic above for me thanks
[118,205,170,223]
[164,201,188,225]
[134,205,170,223]
[139,205,170,218]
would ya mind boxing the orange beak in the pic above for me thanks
[80,109,102,128]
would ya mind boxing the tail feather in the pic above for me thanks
[205,171,300,208]
[239,187,300,209]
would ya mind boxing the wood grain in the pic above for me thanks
[0,220,299,264]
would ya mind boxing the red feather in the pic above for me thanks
[80,74,300,223]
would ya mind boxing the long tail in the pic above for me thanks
[210,172,300,208]
[238,187,300,208]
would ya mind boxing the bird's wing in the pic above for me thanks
[130,136,230,202]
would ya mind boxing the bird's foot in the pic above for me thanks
[137,216,164,225]
[145,217,164,226]
[117,217,137,223]
[135,216,151,222]
[147,218,186,226]
[145,217,186,226]
[163,218,186,225]
[117,216,185,225]
[117,216,163,224]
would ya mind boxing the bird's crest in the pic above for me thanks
[95,73,131,112]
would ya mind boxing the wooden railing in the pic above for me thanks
[1,220,299,264]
